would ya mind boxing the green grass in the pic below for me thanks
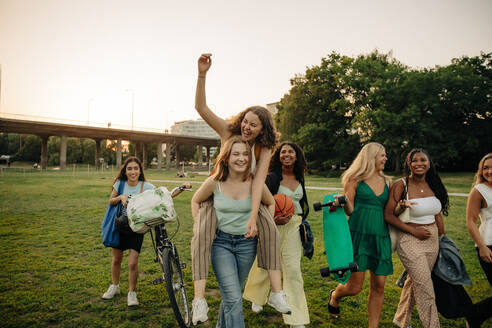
[0,169,490,327]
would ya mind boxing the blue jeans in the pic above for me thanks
[211,230,257,328]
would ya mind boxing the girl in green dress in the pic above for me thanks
[329,142,393,328]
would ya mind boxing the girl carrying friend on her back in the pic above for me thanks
[191,136,276,328]
[191,53,290,324]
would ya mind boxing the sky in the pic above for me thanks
[1,0,491,131]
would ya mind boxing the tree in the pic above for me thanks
[178,144,197,163]
[276,51,492,172]
[15,135,41,162]
[47,136,60,166]
[276,52,361,172]
[0,133,21,156]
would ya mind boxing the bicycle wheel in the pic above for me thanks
[162,246,191,327]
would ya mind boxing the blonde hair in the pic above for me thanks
[212,135,252,182]
[473,153,492,186]
[341,142,390,186]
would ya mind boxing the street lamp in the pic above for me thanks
[88,98,94,126]
[125,89,134,130]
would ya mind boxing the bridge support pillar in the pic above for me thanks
[116,139,122,168]
[60,135,67,170]
[142,143,147,168]
[206,146,211,172]
[166,142,171,170]
[40,135,49,170]
[198,145,203,164]
[157,142,163,170]
[134,142,139,159]
[94,138,102,170]
[175,144,180,171]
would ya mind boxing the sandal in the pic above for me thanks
[328,289,340,319]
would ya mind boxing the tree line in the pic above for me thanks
[0,134,203,167]
[275,51,492,173]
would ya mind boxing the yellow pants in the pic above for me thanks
[243,215,309,325]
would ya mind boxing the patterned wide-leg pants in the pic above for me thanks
[393,224,439,328]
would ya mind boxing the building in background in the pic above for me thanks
[171,118,218,161]
[171,118,219,138]
[266,102,279,115]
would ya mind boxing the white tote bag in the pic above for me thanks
[127,186,177,233]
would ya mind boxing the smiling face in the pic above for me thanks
[374,148,387,171]
[482,158,492,185]
[240,111,263,143]
[279,144,297,168]
[125,161,141,184]
[228,142,250,174]
[409,152,430,177]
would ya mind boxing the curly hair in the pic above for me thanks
[473,153,492,186]
[112,156,146,187]
[269,141,307,181]
[227,106,278,150]
[403,148,449,216]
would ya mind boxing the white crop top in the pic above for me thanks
[408,196,442,225]
[475,183,492,245]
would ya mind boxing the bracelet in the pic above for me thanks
[198,75,206,79]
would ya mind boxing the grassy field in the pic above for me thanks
[0,169,490,327]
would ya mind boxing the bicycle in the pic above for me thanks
[148,184,192,328]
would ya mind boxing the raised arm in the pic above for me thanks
[195,54,231,142]
[467,188,492,263]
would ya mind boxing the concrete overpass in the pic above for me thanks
[0,116,219,170]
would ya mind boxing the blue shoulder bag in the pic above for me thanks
[101,180,125,247]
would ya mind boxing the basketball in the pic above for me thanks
[274,194,295,217]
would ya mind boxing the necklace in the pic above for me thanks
[410,176,426,193]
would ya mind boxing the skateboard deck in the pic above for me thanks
[321,193,356,284]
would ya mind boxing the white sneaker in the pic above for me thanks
[267,290,292,314]
[102,284,120,299]
[127,291,139,306]
[192,298,209,325]
[251,303,263,313]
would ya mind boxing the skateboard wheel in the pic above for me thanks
[349,262,359,272]
[337,195,346,205]
[313,202,322,211]
[320,267,330,277]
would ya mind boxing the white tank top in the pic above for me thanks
[408,196,442,224]
[475,183,492,245]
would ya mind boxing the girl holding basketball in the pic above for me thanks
[244,142,310,328]
[328,143,392,328]
[192,53,289,324]
[191,136,275,328]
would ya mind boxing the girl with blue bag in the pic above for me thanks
[101,156,154,306]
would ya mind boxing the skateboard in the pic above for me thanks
[313,193,358,284]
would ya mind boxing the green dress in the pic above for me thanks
[348,181,393,275]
